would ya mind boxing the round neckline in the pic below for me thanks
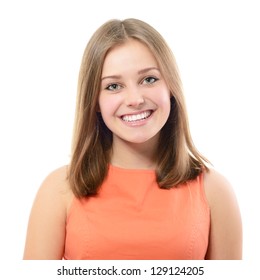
[109,164,156,174]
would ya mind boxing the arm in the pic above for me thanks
[204,169,243,260]
[23,166,73,260]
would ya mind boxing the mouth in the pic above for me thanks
[120,110,153,123]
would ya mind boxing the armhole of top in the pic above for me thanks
[66,195,78,225]
[200,170,211,212]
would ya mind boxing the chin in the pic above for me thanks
[123,134,159,145]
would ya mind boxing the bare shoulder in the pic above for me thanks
[23,165,74,259]
[203,168,236,206]
[203,168,243,259]
[41,165,70,190]
[37,165,74,212]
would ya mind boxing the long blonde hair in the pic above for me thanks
[68,18,209,197]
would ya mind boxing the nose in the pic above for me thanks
[124,87,145,107]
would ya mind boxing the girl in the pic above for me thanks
[23,18,242,259]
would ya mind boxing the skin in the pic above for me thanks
[99,39,171,169]
[204,170,242,259]
[23,166,72,259]
[23,40,242,260]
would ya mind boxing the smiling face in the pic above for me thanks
[99,39,171,150]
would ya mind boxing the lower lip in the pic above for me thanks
[120,112,154,127]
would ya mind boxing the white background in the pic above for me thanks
[0,0,259,264]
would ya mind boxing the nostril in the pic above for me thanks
[125,96,145,107]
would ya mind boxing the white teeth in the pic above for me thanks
[122,111,152,122]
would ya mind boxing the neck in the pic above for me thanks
[110,137,158,170]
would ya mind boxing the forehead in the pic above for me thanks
[102,39,159,75]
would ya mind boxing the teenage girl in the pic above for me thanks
[23,18,242,260]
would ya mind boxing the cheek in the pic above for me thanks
[155,89,171,110]
[99,95,120,119]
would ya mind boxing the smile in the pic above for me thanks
[121,110,153,122]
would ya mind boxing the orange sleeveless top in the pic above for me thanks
[64,165,210,260]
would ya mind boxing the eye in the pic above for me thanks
[105,83,122,91]
[142,76,159,85]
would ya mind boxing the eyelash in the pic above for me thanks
[143,76,159,85]
[105,83,122,91]
[105,76,159,91]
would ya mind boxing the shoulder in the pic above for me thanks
[203,168,243,259]
[34,165,74,217]
[203,168,236,205]
[23,165,75,259]
[203,168,241,216]
[42,165,69,186]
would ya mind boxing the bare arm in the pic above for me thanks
[23,166,73,259]
[204,169,243,259]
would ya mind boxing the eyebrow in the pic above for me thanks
[101,67,160,81]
